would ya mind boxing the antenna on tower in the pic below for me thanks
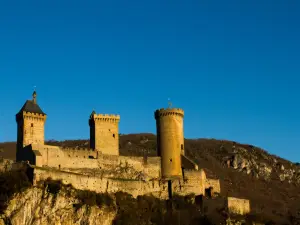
[167,98,172,108]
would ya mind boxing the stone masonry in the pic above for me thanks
[89,112,120,155]
[15,91,250,215]
[226,197,251,215]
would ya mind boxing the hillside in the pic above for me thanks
[1,133,300,223]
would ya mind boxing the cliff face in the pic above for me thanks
[0,187,116,225]
[1,134,300,223]
[0,175,228,225]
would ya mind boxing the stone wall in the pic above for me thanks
[19,112,46,146]
[205,178,221,194]
[173,169,206,196]
[226,197,250,215]
[89,114,120,155]
[32,167,207,199]
[31,144,161,179]
[33,167,168,199]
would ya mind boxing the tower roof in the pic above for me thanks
[17,91,46,115]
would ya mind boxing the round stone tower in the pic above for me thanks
[154,107,184,180]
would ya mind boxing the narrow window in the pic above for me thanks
[181,144,184,150]
[113,134,115,138]
[30,123,34,135]
[170,158,172,162]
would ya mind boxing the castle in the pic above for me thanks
[15,91,249,214]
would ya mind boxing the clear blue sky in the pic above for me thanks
[0,1,299,162]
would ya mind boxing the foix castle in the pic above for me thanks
[15,91,250,215]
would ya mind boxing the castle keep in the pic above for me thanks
[15,91,239,204]
[155,108,184,179]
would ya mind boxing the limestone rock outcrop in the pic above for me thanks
[0,187,116,225]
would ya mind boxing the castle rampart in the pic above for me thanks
[33,167,169,199]
[31,144,161,179]
[32,166,207,199]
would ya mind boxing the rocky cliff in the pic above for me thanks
[0,171,229,225]
[1,133,300,223]
[0,186,115,225]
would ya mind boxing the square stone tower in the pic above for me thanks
[16,91,47,161]
[89,111,120,155]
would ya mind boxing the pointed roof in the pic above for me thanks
[17,91,46,115]
[18,100,46,115]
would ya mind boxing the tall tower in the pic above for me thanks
[16,91,47,160]
[89,112,120,155]
[154,107,185,180]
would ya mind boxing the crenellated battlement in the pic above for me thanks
[42,146,99,159]
[16,111,47,121]
[60,147,95,152]
[154,108,184,119]
[90,113,120,123]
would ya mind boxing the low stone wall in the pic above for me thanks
[205,178,221,194]
[226,197,250,215]
[174,169,206,196]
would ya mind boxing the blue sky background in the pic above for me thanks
[0,1,299,162]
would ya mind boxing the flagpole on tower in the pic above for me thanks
[167,98,172,108]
